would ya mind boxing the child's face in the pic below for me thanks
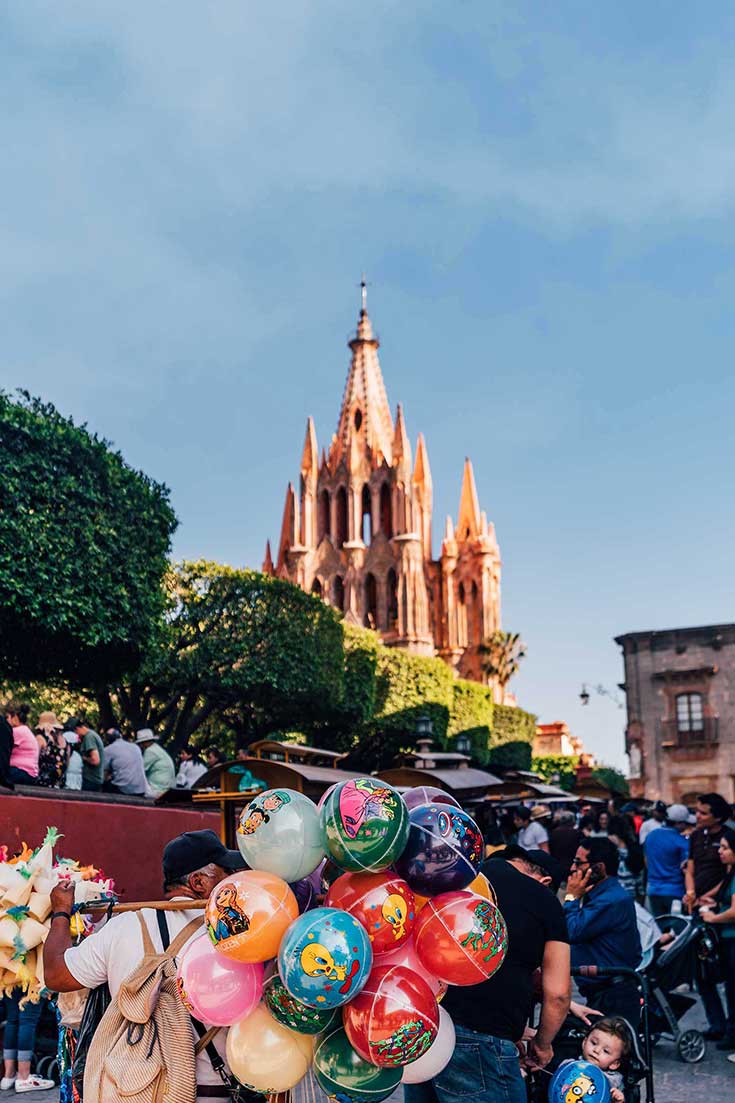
[582,1029,624,1072]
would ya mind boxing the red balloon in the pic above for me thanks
[413,891,508,986]
[373,934,446,1000]
[326,872,416,956]
[343,965,439,1068]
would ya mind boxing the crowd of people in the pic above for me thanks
[0,701,235,799]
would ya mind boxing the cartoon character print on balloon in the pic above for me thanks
[382,894,409,941]
[461,900,508,962]
[340,779,397,839]
[301,940,361,999]
[437,809,483,867]
[563,1071,598,1103]
[176,975,193,1014]
[370,1019,435,1066]
[238,790,292,836]
[206,884,250,945]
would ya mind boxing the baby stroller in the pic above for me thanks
[637,913,710,1063]
[528,966,652,1103]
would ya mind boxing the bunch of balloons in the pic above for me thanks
[175,777,509,1099]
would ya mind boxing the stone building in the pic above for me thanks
[534,721,584,758]
[616,623,735,803]
[263,290,501,682]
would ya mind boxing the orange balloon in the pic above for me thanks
[226,1004,313,1092]
[466,872,497,906]
[205,870,298,962]
[413,892,431,914]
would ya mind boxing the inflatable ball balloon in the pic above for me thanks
[548,1061,611,1103]
[176,933,263,1027]
[263,972,337,1035]
[314,1027,402,1103]
[394,804,483,895]
[320,778,409,872]
[343,964,439,1068]
[403,786,461,812]
[466,871,497,905]
[226,1004,314,1094]
[326,871,416,955]
[374,933,446,999]
[278,906,373,1009]
[205,869,298,962]
[237,788,323,882]
[413,890,508,986]
[402,1006,456,1084]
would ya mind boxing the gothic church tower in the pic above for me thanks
[264,289,501,683]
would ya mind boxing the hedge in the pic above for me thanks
[447,680,494,764]
[491,702,537,747]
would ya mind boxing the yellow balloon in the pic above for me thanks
[466,872,497,906]
[226,1004,313,1093]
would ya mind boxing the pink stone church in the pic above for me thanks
[264,290,501,683]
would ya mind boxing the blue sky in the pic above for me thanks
[3,3,735,770]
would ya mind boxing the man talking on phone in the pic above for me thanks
[564,837,642,1024]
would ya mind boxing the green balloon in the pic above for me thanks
[320,778,409,873]
[262,973,337,1035]
[314,1028,402,1103]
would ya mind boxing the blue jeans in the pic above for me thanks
[2,990,44,1063]
[418,1025,526,1103]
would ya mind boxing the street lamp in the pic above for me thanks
[455,733,471,756]
[579,684,590,707]
[415,715,433,738]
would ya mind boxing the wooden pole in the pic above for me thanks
[80,899,207,914]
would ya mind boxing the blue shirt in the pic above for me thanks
[564,876,641,992]
[644,824,689,896]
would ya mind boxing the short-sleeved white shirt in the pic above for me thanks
[64,901,228,1095]
[518,821,549,849]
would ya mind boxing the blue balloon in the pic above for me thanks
[548,1061,610,1103]
[394,804,484,895]
[278,906,373,1010]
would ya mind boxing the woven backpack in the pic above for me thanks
[83,912,204,1103]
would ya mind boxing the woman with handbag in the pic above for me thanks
[699,825,735,1051]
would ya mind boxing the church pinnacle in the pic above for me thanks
[266,288,502,683]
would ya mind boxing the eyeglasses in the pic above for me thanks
[571,857,591,868]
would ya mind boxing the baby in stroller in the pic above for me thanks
[579,1017,632,1103]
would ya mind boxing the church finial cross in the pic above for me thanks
[359,273,370,313]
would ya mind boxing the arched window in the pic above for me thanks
[387,568,398,629]
[676,693,703,734]
[457,582,468,648]
[361,485,372,544]
[332,575,345,612]
[380,482,393,538]
[469,581,479,643]
[311,578,322,598]
[336,486,348,547]
[318,489,331,541]
[364,573,377,628]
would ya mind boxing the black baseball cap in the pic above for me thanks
[523,849,564,893]
[162,829,246,885]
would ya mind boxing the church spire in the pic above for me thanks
[262,539,274,575]
[413,433,432,492]
[392,404,412,473]
[456,457,481,541]
[331,282,394,467]
[300,416,318,481]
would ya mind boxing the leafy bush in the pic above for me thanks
[532,754,579,792]
[492,703,537,746]
[488,740,532,770]
[447,680,494,764]
[0,391,176,684]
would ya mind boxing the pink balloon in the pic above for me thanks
[177,933,263,1026]
[372,932,446,1000]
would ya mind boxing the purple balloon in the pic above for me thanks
[403,786,461,812]
[289,877,315,914]
[394,804,484,895]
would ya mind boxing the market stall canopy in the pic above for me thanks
[376,764,502,804]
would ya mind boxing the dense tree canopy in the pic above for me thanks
[99,560,346,749]
[0,391,177,684]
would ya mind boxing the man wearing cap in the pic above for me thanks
[136,727,176,796]
[638,801,667,845]
[514,805,551,852]
[643,804,693,920]
[103,728,148,796]
[43,830,246,1100]
[66,716,105,792]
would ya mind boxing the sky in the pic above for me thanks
[3,3,735,771]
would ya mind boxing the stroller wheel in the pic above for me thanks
[677,1029,706,1063]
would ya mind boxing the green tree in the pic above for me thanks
[592,765,630,798]
[0,391,177,685]
[99,560,345,750]
[531,754,579,792]
[479,630,526,691]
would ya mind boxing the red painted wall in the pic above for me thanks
[0,794,220,901]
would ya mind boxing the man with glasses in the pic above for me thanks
[564,837,642,1025]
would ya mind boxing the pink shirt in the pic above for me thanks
[11,724,39,777]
